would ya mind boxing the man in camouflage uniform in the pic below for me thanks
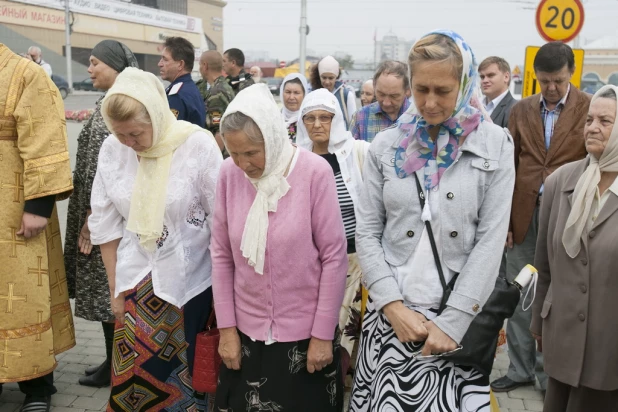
[196,77,209,102]
[199,51,235,158]
[223,48,255,96]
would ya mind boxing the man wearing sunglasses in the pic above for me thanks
[27,46,52,77]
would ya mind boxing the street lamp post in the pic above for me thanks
[299,0,307,76]
[65,0,73,92]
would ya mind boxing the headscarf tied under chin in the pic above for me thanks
[395,29,483,191]
[221,84,294,275]
[91,40,139,73]
[562,85,618,258]
[295,88,353,153]
[101,68,205,251]
[280,73,309,127]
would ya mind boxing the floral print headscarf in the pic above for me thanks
[394,30,483,190]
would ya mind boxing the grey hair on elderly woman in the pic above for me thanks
[531,85,618,412]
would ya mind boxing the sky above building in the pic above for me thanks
[223,0,618,66]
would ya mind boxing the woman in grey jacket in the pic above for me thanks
[349,30,515,411]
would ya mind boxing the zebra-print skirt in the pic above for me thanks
[350,301,490,412]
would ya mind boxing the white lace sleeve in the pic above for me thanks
[89,138,124,245]
[197,132,224,231]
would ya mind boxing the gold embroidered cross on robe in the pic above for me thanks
[0,43,74,383]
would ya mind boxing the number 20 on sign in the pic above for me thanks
[536,0,585,42]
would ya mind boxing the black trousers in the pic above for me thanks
[0,373,56,397]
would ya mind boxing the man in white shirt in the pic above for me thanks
[27,46,52,77]
[479,56,516,128]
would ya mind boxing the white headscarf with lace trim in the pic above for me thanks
[221,84,294,274]
[295,88,353,153]
[280,73,309,127]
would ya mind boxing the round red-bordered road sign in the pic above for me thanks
[535,0,585,43]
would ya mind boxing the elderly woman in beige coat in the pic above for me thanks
[532,84,618,411]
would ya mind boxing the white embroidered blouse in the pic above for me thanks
[89,131,222,308]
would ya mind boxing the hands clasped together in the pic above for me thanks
[383,301,458,357]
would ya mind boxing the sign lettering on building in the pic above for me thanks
[9,0,202,33]
[0,1,65,29]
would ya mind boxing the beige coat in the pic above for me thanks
[508,86,590,245]
[532,158,618,391]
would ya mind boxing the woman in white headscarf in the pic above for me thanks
[295,88,369,384]
[280,73,308,142]
[310,55,357,128]
[532,85,618,412]
[88,67,222,409]
[211,84,347,411]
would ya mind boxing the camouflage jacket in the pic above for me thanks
[196,78,209,102]
[204,76,235,136]
[227,69,255,96]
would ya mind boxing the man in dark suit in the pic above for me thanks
[479,56,516,128]
[491,42,591,394]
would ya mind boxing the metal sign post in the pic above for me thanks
[65,0,73,93]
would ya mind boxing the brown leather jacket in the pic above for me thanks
[508,85,591,244]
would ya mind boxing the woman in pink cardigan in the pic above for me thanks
[211,84,348,411]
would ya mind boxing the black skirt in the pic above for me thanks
[215,330,343,412]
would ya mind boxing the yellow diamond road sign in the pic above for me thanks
[522,46,585,98]
[536,0,585,42]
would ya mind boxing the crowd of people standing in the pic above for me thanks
[1,26,616,412]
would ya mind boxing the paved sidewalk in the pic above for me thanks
[0,306,110,412]
[1,309,546,411]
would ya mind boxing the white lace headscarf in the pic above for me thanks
[562,85,618,258]
[221,84,294,274]
[295,88,353,153]
[101,68,205,251]
[280,73,309,127]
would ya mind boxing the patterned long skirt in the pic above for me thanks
[107,274,212,411]
[350,300,490,412]
[215,330,343,411]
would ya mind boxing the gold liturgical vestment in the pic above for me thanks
[0,44,75,383]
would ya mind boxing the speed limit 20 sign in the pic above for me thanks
[536,0,584,42]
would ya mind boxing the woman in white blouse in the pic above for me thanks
[89,68,222,410]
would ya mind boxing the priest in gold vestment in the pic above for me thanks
[0,43,75,410]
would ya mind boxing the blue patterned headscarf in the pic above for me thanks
[394,30,483,190]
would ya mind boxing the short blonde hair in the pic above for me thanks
[408,34,463,81]
[103,94,151,125]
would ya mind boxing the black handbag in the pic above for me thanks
[413,174,521,376]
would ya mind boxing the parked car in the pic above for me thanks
[73,78,98,92]
[265,77,283,95]
[51,74,69,99]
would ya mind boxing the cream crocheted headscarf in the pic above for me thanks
[101,67,208,251]
[221,84,294,274]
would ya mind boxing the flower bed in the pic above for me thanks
[65,109,94,122]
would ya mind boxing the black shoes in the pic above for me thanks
[78,361,111,388]
[84,360,106,376]
[20,395,51,412]
[490,376,535,392]
[79,321,115,388]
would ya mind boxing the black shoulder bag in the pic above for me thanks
[413,174,521,376]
